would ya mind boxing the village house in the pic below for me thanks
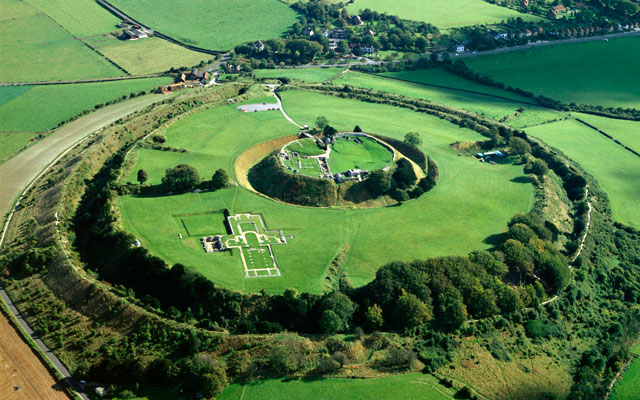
[349,15,364,26]
[360,46,375,54]
[253,40,265,51]
[302,27,315,37]
[329,28,348,39]
[549,5,566,19]
[494,32,508,40]
[455,43,465,53]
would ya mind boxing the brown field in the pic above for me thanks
[0,311,70,400]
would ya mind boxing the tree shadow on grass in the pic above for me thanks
[511,176,534,184]
[484,232,509,247]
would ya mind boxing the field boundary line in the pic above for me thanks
[95,0,223,56]
[358,71,542,108]
[0,74,166,86]
[574,118,640,159]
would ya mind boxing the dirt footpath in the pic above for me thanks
[0,312,70,400]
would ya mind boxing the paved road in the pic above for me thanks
[0,94,164,223]
[0,93,167,400]
[453,29,640,58]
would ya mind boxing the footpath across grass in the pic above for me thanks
[119,90,533,293]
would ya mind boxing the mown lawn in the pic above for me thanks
[118,90,533,293]
[0,133,39,164]
[0,78,171,132]
[218,373,455,400]
[329,137,393,173]
[86,36,212,75]
[335,71,563,128]
[254,67,347,83]
[346,0,541,29]
[466,36,640,108]
[109,0,298,50]
[0,0,123,82]
[526,118,640,228]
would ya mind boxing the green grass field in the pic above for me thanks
[346,0,541,29]
[22,0,119,37]
[611,343,640,400]
[118,89,533,292]
[526,119,640,228]
[0,78,171,132]
[219,373,455,400]
[109,0,298,51]
[335,71,563,128]
[466,36,640,108]
[254,67,347,83]
[0,0,123,82]
[123,99,299,185]
[329,137,393,173]
[0,133,39,164]
[286,138,325,156]
[572,112,640,154]
[86,36,211,75]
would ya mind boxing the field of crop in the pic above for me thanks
[0,78,171,133]
[329,137,393,173]
[526,118,640,228]
[218,373,455,400]
[335,71,563,128]
[346,0,541,29]
[572,112,640,154]
[466,36,640,108]
[0,134,39,164]
[0,0,123,82]
[118,89,533,292]
[86,36,211,75]
[109,0,298,50]
[0,79,169,133]
[22,0,119,37]
[0,311,70,400]
[254,67,347,83]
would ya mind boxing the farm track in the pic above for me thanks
[0,94,167,400]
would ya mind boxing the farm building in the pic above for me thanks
[161,83,185,94]
[180,69,210,83]
[123,28,150,40]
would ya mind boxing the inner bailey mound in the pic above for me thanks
[249,153,338,207]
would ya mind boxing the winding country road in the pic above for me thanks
[0,93,167,400]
